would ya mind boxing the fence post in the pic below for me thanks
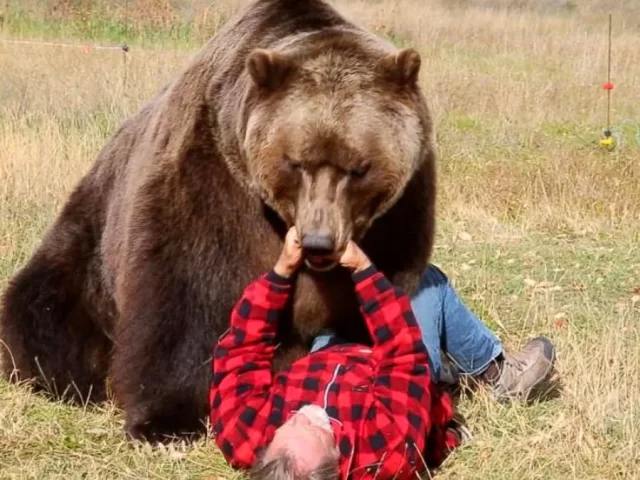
[122,44,130,96]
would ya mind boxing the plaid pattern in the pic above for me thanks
[209,265,458,479]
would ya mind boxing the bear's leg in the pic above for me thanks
[110,268,216,444]
[0,224,112,404]
[111,316,211,443]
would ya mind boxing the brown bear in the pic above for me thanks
[0,0,437,443]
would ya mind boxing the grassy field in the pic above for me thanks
[1,0,640,478]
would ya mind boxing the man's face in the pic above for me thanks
[263,406,337,473]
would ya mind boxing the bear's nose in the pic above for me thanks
[301,233,335,257]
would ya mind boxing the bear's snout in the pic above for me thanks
[300,232,335,257]
[299,230,340,272]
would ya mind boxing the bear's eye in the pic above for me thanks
[284,156,302,171]
[350,163,370,179]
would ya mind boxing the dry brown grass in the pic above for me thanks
[1,0,640,478]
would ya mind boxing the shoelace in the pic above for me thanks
[493,353,533,399]
[501,352,529,378]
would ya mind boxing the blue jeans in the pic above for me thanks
[310,264,504,383]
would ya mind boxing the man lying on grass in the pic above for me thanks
[209,228,557,479]
[209,227,461,479]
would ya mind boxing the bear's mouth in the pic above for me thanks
[304,255,338,272]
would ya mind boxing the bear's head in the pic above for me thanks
[241,32,432,271]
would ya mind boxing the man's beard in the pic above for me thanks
[297,404,333,433]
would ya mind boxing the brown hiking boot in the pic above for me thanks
[483,336,556,402]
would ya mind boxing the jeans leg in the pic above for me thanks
[409,267,447,382]
[410,264,504,379]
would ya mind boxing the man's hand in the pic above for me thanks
[337,241,372,273]
[274,227,303,278]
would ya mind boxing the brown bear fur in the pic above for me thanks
[0,0,437,443]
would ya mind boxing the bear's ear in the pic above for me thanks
[377,48,421,86]
[246,49,293,90]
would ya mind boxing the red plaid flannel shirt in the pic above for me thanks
[209,265,458,479]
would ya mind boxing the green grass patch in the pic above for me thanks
[2,7,210,49]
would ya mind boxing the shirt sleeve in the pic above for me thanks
[208,269,292,469]
[352,264,430,367]
[350,265,458,477]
